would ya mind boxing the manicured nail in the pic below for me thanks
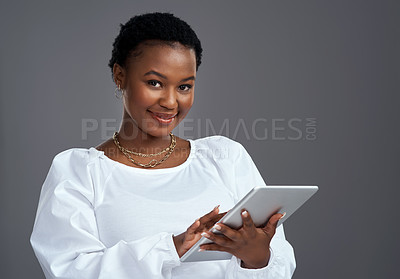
[213,224,221,230]
[280,212,287,219]
[198,248,205,252]
[201,232,210,238]
[241,210,248,217]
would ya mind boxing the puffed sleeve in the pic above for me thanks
[30,149,181,279]
[224,141,296,278]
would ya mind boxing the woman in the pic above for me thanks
[30,12,296,278]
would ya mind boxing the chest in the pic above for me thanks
[94,171,236,247]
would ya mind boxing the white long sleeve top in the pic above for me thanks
[30,135,296,278]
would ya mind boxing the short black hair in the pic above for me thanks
[108,12,203,82]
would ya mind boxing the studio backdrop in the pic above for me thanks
[0,0,398,278]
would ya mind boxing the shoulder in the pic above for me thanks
[193,135,244,148]
[52,147,93,165]
[40,147,107,200]
[49,147,102,180]
[191,135,247,161]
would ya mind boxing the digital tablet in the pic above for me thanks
[180,185,318,262]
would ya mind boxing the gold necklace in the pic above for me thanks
[113,132,173,157]
[113,132,176,168]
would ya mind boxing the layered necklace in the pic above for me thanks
[113,131,176,168]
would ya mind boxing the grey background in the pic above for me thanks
[1,0,399,278]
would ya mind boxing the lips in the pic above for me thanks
[148,111,178,125]
[150,111,177,119]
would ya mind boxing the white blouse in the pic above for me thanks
[30,135,296,278]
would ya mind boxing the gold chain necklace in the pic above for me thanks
[113,132,173,157]
[113,132,176,168]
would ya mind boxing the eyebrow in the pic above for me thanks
[144,70,195,82]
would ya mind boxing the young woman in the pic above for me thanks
[30,12,296,278]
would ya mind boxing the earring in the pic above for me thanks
[114,84,124,99]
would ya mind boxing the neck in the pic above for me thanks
[117,117,173,153]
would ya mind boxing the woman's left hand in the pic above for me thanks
[199,209,285,269]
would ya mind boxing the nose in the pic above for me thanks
[159,87,178,110]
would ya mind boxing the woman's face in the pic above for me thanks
[116,41,196,139]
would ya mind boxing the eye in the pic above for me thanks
[178,84,192,92]
[147,80,162,88]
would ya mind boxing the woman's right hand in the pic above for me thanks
[173,205,227,257]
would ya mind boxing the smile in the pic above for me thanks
[149,111,177,125]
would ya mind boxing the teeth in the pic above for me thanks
[157,116,170,120]
[151,112,175,123]
[153,113,176,119]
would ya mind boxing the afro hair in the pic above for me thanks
[108,12,203,82]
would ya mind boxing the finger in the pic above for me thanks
[199,243,231,253]
[200,205,220,222]
[262,212,286,238]
[200,231,233,247]
[216,211,228,220]
[241,209,256,235]
[194,205,221,232]
[210,222,241,241]
[186,218,201,237]
[209,211,226,222]
[208,212,227,226]
[197,212,227,232]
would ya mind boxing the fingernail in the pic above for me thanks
[241,210,248,217]
[213,224,221,230]
[201,232,210,238]
[198,248,205,252]
[214,205,220,211]
[280,212,287,219]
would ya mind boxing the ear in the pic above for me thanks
[112,63,126,88]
